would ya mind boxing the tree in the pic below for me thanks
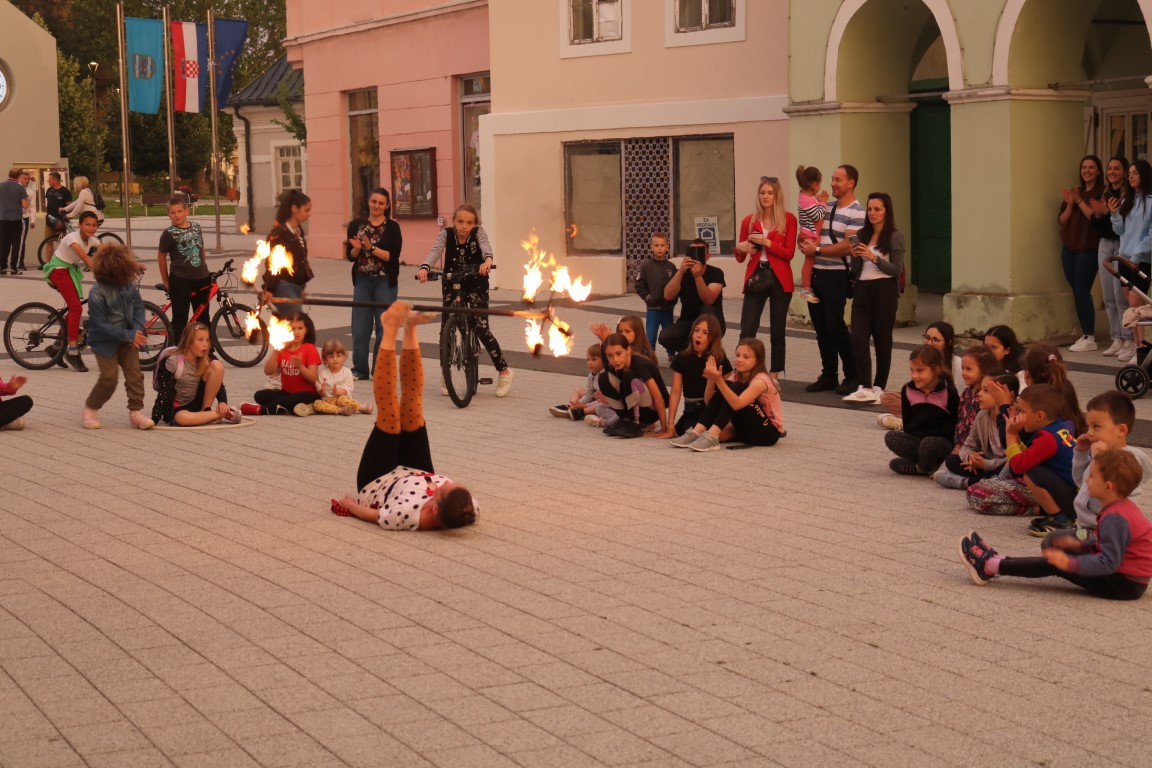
[272,80,307,147]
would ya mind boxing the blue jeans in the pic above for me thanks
[645,308,674,352]
[1098,239,1131,340]
[352,275,398,377]
[272,282,304,317]
[1060,246,1098,336]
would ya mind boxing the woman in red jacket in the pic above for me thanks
[735,176,797,380]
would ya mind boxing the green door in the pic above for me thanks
[909,99,952,293]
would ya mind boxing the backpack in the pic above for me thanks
[91,188,106,211]
[152,347,184,392]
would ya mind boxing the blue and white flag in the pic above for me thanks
[125,17,164,114]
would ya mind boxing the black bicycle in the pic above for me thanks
[3,283,170,372]
[423,264,494,408]
[37,215,123,267]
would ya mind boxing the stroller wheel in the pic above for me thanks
[1116,365,1150,399]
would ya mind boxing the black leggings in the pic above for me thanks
[443,282,507,372]
[943,453,999,481]
[885,431,951,472]
[850,277,899,389]
[169,275,212,344]
[738,277,791,373]
[356,426,434,492]
[1023,464,1077,519]
[696,380,781,446]
[0,395,32,427]
[253,389,318,414]
[998,558,1148,600]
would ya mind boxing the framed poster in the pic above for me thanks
[390,147,437,218]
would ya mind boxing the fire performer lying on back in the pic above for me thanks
[331,301,479,531]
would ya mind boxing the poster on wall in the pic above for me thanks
[390,148,437,218]
[694,216,720,253]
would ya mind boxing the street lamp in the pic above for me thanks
[88,62,99,186]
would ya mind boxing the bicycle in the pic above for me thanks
[37,215,123,267]
[3,283,170,372]
[151,258,269,367]
[423,264,495,408]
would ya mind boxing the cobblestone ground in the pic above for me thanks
[1,223,1150,767]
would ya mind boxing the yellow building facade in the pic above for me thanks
[790,0,1152,340]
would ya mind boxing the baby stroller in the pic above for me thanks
[1103,255,1152,398]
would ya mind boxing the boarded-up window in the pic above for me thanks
[566,142,622,251]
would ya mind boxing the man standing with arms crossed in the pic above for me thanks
[0,169,28,276]
[17,171,37,273]
[798,165,865,393]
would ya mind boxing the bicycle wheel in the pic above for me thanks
[97,232,124,246]
[441,314,477,408]
[211,303,268,367]
[138,301,172,371]
[37,236,59,266]
[3,302,67,370]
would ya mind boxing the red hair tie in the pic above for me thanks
[330,499,352,516]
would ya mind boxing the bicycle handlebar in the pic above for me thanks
[418,263,494,282]
[155,258,237,294]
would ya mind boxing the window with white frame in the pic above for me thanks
[570,0,621,43]
[560,0,631,58]
[675,0,734,32]
[273,144,305,198]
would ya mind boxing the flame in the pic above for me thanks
[566,224,579,239]
[239,224,251,234]
[267,244,293,276]
[266,316,295,350]
[241,240,269,284]
[244,311,262,341]
[519,231,591,357]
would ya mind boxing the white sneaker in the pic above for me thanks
[495,369,514,398]
[842,385,881,404]
[1117,340,1138,363]
[1068,335,1097,353]
[128,410,155,430]
[876,413,902,430]
[1102,339,1124,356]
[439,378,449,396]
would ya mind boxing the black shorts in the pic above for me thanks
[1119,260,1151,294]
[172,381,208,418]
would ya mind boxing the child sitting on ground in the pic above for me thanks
[885,345,959,475]
[1002,383,1078,535]
[0,372,32,431]
[242,312,321,416]
[314,340,374,416]
[592,315,655,361]
[952,345,998,449]
[1021,344,1086,435]
[936,371,1015,491]
[1069,391,1152,531]
[549,343,603,422]
[662,314,730,437]
[81,243,154,430]
[635,233,677,357]
[960,449,1152,600]
[596,332,669,438]
[152,323,239,426]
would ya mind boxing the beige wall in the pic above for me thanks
[0,5,61,172]
[485,0,790,295]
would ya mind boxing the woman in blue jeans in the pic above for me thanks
[346,188,403,379]
[1058,155,1103,352]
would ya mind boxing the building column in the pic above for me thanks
[943,88,1089,341]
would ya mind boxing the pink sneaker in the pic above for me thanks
[82,408,101,429]
[129,410,155,430]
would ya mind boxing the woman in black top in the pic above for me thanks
[262,190,313,316]
[346,188,403,380]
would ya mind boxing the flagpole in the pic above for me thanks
[115,2,134,250]
[162,5,177,193]
[207,7,222,254]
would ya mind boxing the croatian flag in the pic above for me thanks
[171,21,208,112]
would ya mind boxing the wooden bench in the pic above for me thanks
[141,192,195,216]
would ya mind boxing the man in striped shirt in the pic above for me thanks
[798,165,865,393]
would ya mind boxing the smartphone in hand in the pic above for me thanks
[848,234,862,247]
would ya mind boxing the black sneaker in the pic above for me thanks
[64,352,88,372]
[835,378,861,396]
[1027,515,1073,538]
[568,406,586,421]
[548,404,571,418]
[805,376,838,393]
[889,458,922,475]
[958,536,997,585]
[969,531,994,554]
[603,420,644,438]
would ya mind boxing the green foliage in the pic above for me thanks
[272,80,307,147]
[16,0,284,185]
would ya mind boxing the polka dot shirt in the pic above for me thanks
[359,466,451,531]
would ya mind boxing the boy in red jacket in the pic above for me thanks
[959,449,1152,600]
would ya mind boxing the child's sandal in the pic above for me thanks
[330,499,352,517]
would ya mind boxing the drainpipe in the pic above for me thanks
[231,105,256,231]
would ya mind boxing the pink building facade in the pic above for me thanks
[283,1,490,261]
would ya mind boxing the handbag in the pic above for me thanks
[745,262,777,295]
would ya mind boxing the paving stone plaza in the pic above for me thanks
[2,220,1151,767]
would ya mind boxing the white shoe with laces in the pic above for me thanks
[1102,339,1124,356]
[1068,335,1097,352]
[842,385,881,404]
[495,369,514,398]
[1117,340,1138,363]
